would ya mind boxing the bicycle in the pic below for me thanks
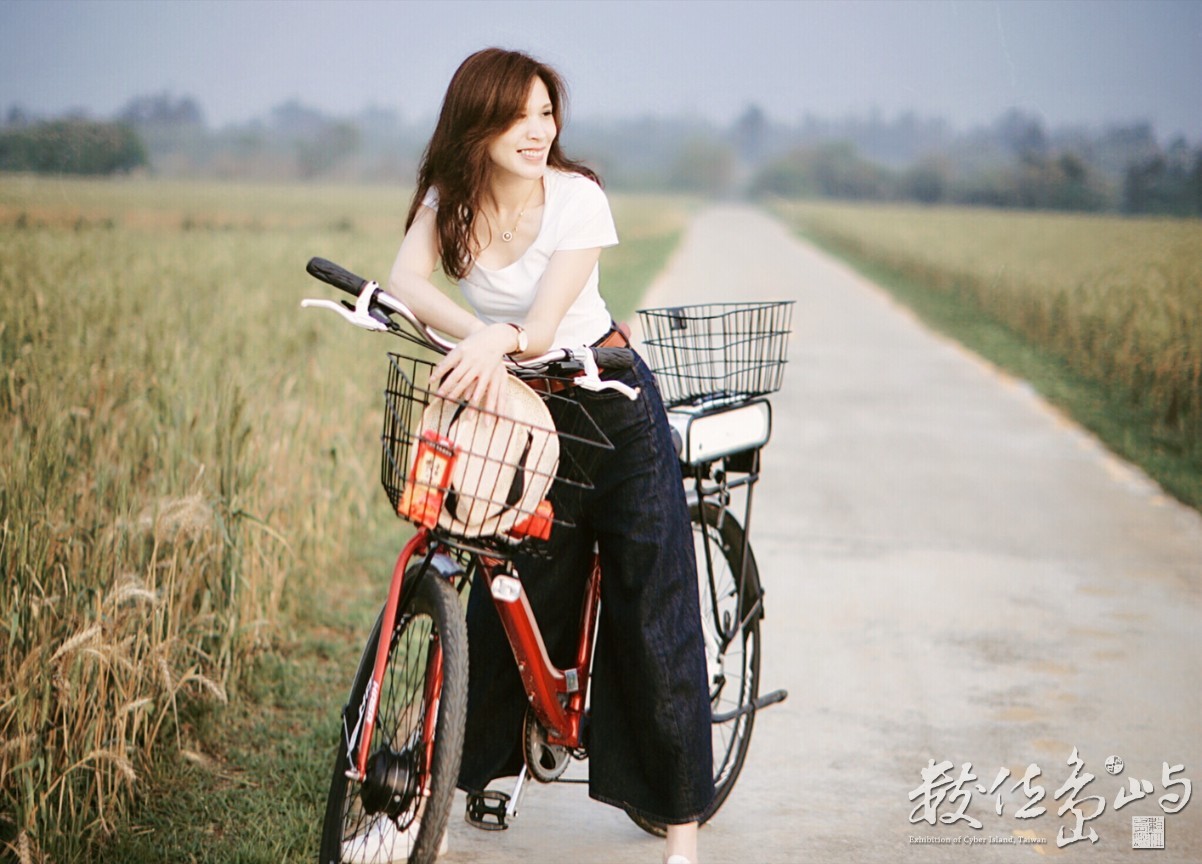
[301,258,793,863]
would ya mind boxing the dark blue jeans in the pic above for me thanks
[457,354,715,824]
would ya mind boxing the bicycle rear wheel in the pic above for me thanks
[320,564,468,864]
[628,501,762,836]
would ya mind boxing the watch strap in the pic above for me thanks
[505,322,528,353]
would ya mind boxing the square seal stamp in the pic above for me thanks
[1132,815,1165,849]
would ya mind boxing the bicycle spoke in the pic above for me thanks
[321,569,468,864]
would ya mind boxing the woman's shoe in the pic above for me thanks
[664,856,694,864]
[340,815,448,863]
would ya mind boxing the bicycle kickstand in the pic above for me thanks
[506,764,529,821]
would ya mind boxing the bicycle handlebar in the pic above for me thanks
[589,347,635,369]
[302,257,638,397]
[306,257,367,296]
[305,256,459,352]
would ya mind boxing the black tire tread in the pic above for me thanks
[319,567,468,863]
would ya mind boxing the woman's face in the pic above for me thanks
[487,75,557,183]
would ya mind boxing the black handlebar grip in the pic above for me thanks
[306,257,369,297]
[593,347,635,370]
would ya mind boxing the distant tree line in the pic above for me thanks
[745,140,1124,211]
[3,94,1199,217]
[0,116,146,174]
[743,109,1202,216]
[1121,140,1202,217]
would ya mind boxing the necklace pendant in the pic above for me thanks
[501,231,514,243]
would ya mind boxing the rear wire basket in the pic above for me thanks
[637,301,795,407]
[381,353,610,556]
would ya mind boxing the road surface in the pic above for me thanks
[441,205,1202,864]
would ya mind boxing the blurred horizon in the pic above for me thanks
[2,0,1200,140]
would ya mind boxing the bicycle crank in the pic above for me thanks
[523,709,571,782]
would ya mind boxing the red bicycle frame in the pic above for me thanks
[478,552,602,748]
[347,531,432,783]
[349,529,603,784]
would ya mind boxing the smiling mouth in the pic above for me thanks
[518,148,545,159]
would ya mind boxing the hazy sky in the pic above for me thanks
[3,0,1200,139]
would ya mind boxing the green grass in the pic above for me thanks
[772,199,1202,510]
[92,518,411,862]
[93,616,365,861]
[0,174,686,862]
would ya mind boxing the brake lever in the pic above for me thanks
[574,348,639,400]
[343,300,394,328]
[300,280,389,332]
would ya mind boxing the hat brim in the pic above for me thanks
[420,377,559,539]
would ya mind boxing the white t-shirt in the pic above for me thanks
[422,169,619,348]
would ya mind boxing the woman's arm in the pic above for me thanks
[388,204,603,412]
[387,204,484,341]
[521,247,602,355]
[430,245,602,411]
[388,204,522,411]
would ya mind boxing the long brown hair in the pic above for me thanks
[406,48,600,280]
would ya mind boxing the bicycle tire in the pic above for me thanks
[319,564,469,864]
[628,501,762,837]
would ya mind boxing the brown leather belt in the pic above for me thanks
[527,325,630,395]
[594,325,631,349]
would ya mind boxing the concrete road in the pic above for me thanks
[442,206,1202,863]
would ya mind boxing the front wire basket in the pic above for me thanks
[381,353,611,556]
[637,301,795,407]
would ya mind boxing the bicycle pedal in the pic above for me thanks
[465,789,511,831]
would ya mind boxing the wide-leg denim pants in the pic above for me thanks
[457,355,715,824]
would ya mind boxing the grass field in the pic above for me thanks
[0,175,687,862]
[14,178,1196,860]
[774,200,1202,510]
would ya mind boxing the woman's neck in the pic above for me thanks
[486,173,543,214]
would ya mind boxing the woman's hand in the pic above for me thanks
[432,322,518,414]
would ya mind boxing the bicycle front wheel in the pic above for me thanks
[319,565,468,864]
[628,501,762,837]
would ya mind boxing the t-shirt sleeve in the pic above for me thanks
[556,176,619,251]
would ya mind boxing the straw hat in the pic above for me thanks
[420,376,559,539]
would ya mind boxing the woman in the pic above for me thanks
[390,48,712,864]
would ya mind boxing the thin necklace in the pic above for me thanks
[499,182,539,243]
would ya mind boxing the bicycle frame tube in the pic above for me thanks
[732,449,761,638]
[352,530,431,781]
[569,555,603,724]
[419,638,444,798]
[484,554,602,748]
